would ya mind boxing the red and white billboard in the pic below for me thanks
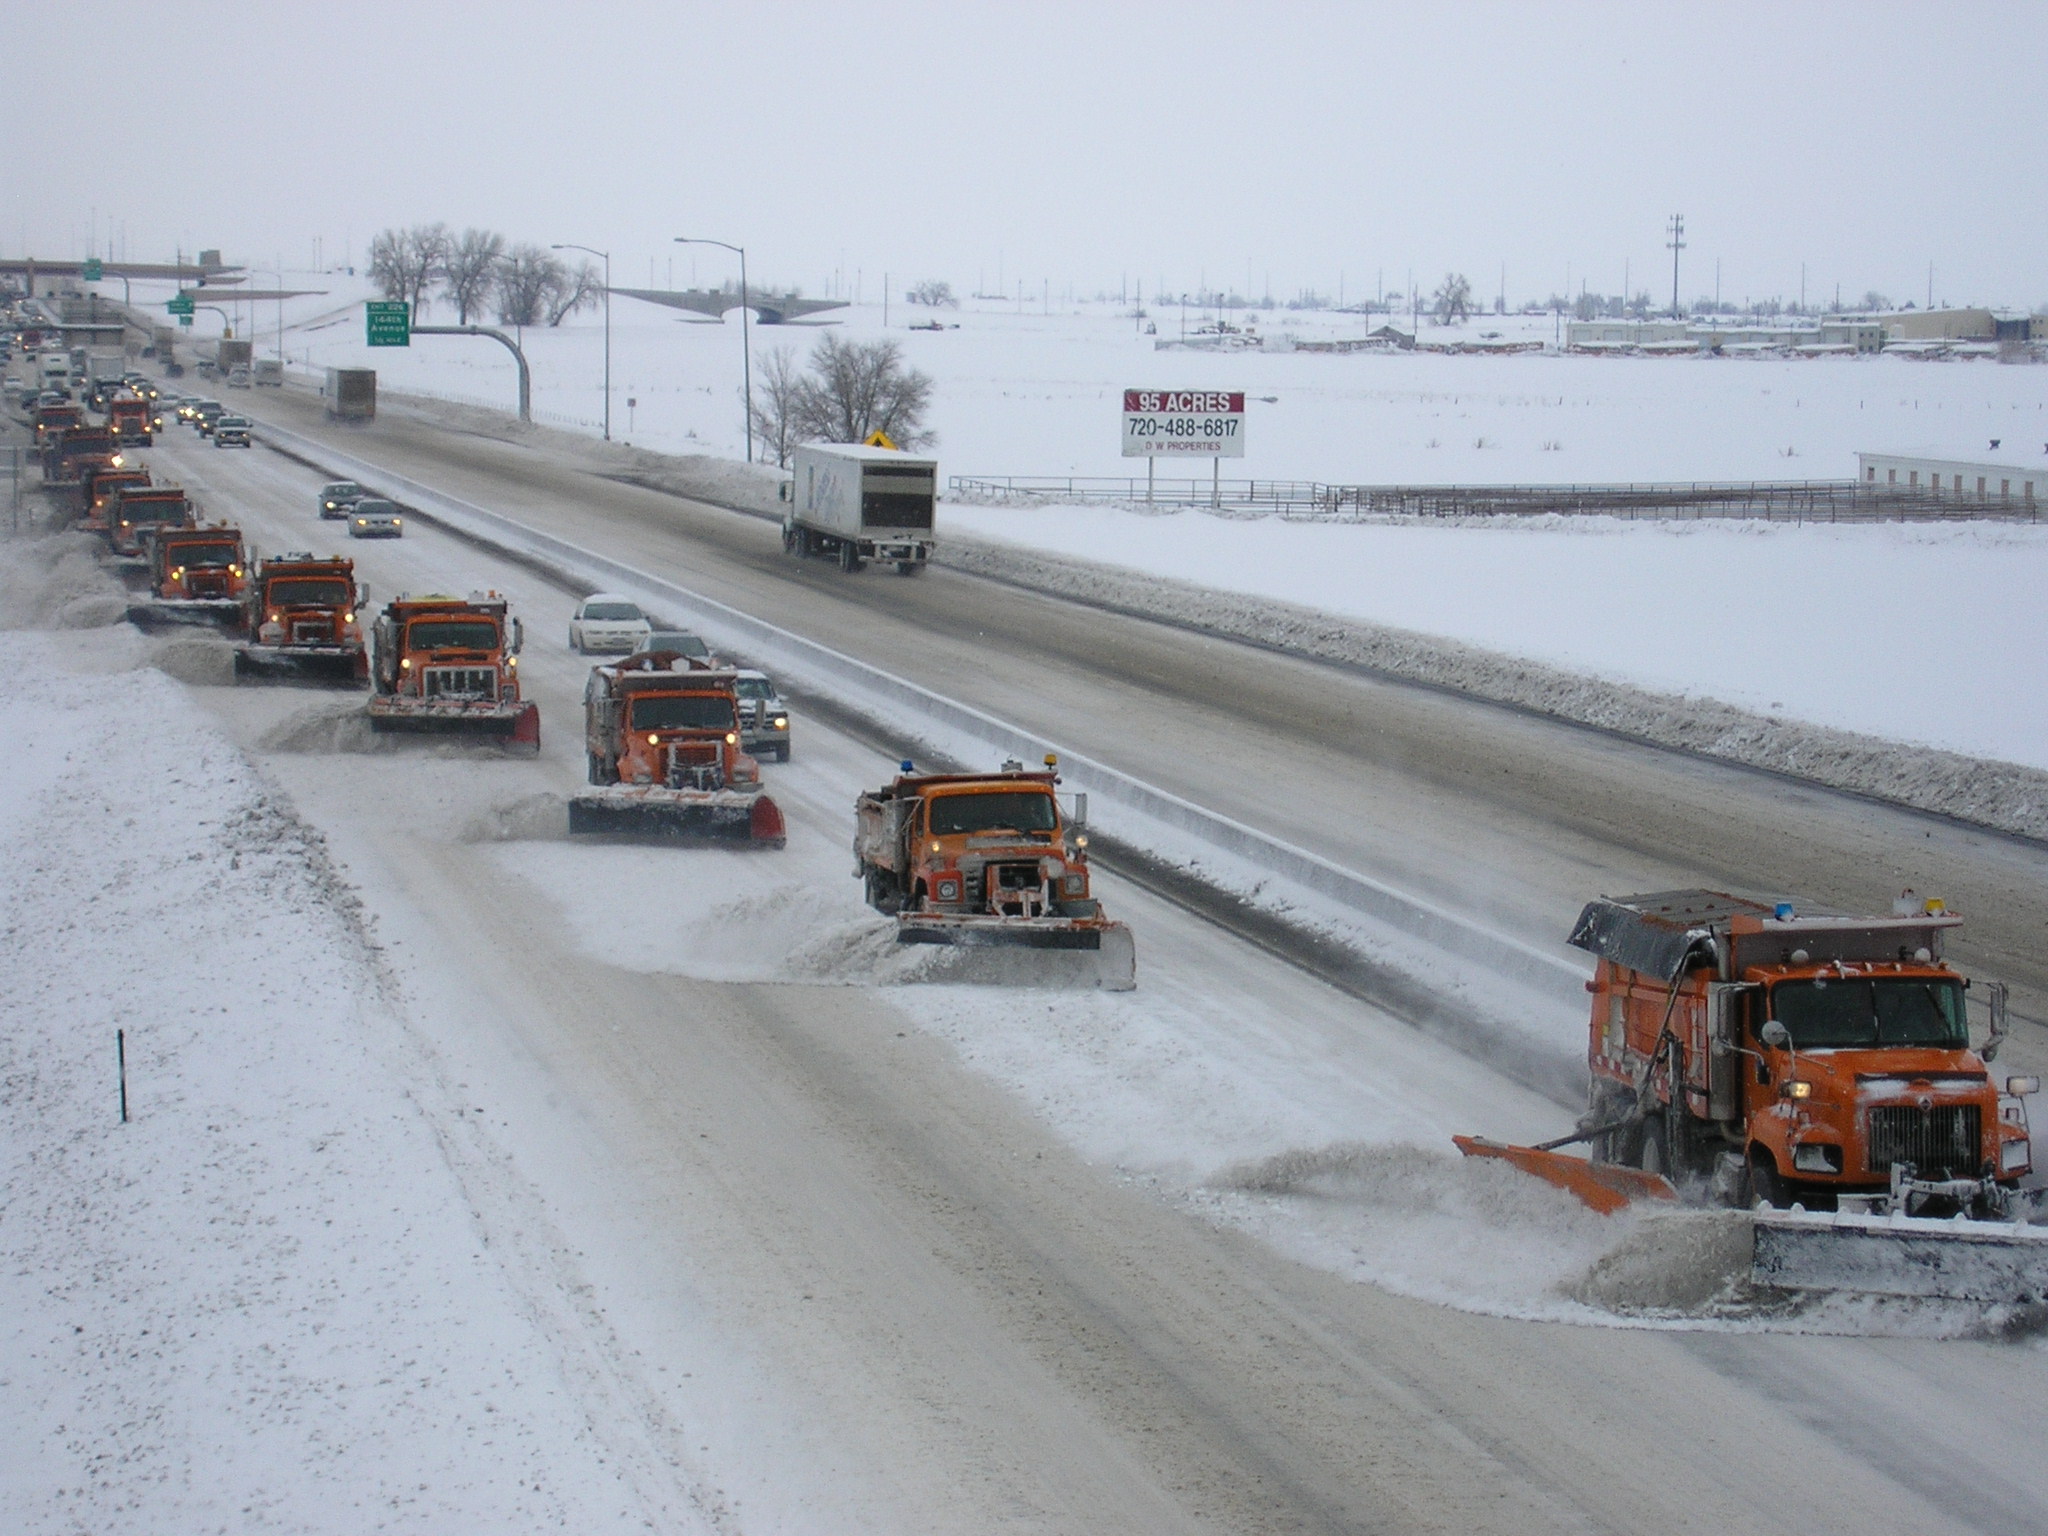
[1122,389,1246,457]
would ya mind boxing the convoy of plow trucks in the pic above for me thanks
[16,355,2048,1312]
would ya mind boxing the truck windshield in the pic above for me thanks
[171,543,238,567]
[408,620,498,652]
[928,790,1058,836]
[630,695,736,731]
[734,678,773,699]
[127,501,189,523]
[269,579,349,607]
[1769,977,1968,1050]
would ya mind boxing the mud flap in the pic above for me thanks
[1452,1137,1679,1216]
[1750,1208,2048,1302]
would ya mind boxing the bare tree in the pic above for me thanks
[1432,272,1474,325]
[749,345,808,468]
[495,244,563,328]
[793,334,935,448]
[442,228,505,325]
[368,223,450,317]
[1859,290,1892,313]
[544,259,604,326]
[906,279,957,308]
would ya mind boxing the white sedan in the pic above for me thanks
[568,594,653,654]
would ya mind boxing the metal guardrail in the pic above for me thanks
[948,474,2043,524]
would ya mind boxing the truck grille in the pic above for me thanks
[290,618,332,643]
[188,572,228,598]
[422,666,497,701]
[1867,1104,1981,1176]
[664,740,724,791]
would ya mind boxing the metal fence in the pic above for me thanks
[948,474,2041,524]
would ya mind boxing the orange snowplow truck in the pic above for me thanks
[1563,890,2032,1213]
[132,524,248,625]
[107,393,153,444]
[235,554,369,682]
[106,484,194,560]
[368,592,538,751]
[568,652,786,844]
[854,758,1136,989]
[79,464,151,533]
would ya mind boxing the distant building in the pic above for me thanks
[1565,317,1884,352]
[1858,447,2048,506]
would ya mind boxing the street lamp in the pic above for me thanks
[551,243,611,441]
[675,236,751,462]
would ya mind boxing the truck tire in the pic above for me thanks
[839,540,864,573]
[895,560,922,576]
[1748,1147,1788,1209]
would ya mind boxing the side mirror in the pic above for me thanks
[1759,1020,1791,1050]
[355,580,370,604]
[777,481,792,503]
[509,617,524,655]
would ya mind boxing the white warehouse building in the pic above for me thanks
[1857,446,2048,507]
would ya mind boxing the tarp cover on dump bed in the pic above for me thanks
[1567,890,1779,981]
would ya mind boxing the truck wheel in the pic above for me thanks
[895,560,922,576]
[839,541,864,573]
[1748,1148,1788,1209]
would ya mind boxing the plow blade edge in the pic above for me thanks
[1751,1208,2048,1302]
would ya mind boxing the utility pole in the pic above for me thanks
[1666,214,1685,318]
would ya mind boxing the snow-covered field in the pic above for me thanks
[166,272,2048,486]
[941,504,2048,771]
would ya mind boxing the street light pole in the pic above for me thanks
[675,236,751,463]
[551,243,611,440]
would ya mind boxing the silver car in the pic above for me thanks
[346,498,404,538]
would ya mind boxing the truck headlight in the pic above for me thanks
[1780,1081,1812,1100]
[936,879,961,901]
[1063,873,1086,894]
[773,716,788,729]
[1792,1143,1842,1174]
[2002,1139,2031,1173]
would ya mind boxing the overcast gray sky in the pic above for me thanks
[6,1,2043,308]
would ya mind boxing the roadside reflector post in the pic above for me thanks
[116,1028,128,1124]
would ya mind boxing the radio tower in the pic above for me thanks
[1666,214,1686,318]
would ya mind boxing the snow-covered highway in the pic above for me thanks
[6,396,2048,1532]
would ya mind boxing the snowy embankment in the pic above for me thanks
[0,550,700,1531]
[940,503,2048,838]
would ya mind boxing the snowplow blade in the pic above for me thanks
[1750,1208,2048,1302]
[367,700,541,755]
[567,787,785,846]
[895,914,1137,990]
[233,644,367,685]
[128,598,244,630]
[1453,1136,1678,1216]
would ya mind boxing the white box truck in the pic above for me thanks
[779,443,936,574]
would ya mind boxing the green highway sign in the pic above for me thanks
[365,300,411,347]
[166,293,194,315]
[81,257,103,282]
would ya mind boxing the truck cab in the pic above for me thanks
[107,485,192,557]
[108,394,152,443]
[582,655,757,790]
[236,555,369,682]
[81,465,151,533]
[149,524,247,604]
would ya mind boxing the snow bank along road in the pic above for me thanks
[8,399,2047,1534]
